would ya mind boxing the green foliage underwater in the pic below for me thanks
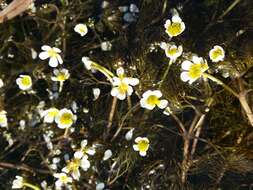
[0,0,253,189]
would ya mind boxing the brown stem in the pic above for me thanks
[238,92,253,126]
[105,97,117,138]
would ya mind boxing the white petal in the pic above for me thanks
[81,139,88,147]
[41,45,51,51]
[126,78,139,86]
[93,88,101,100]
[164,19,171,29]
[112,77,121,86]
[142,90,152,98]
[53,47,61,53]
[139,151,147,157]
[126,86,133,96]
[152,90,162,98]
[181,60,193,70]
[180,72,190,82]
[74,151,84,159]
[133,144,139,151]
[110,87,119,97]
[117,92,126,100]
[49,57,58,67]
[116,67,124,76]
[192,56,203,64]
[56,54,63,64]
[103,149,112,161]
[172,15,182,23]
[39,52,49,60]
[125,128,134,141]
[96,183,105,190]
[157,99,168,109]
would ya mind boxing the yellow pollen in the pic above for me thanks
[67,159,80,171]
[47,49,57,57]
[188,64,203,79]
[21,77,31,86]
[118,82,128,94]
[60,113,72,125]
[211,48,223,60]
[167,47,178,56]
[146,95,160,106]
[137,140,149,152]
[56,73,67,81]
[167,22,183,36]
[60,175,68,182]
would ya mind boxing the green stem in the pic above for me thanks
[203,73,239,98]
[159,59,173,89]
[23,182,40,190]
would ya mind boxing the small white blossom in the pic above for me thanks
[125,128,134,141]
[140,90,168,110]
[51,68,70,82]
[93,88,101,101]
[41,108,59,123]
[133,137,150,157]
[54,173,72,188]
[164,15,185,37]
[74,24,88,36]
[16,75,32,90]
[55,108,76,129]
[209,45,225,62]
[39,45,63,67]
[161,43,183,61]
[0,110,7,127]
[74,139,96,159]
[111,67,139,100]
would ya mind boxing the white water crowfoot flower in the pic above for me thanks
[39,45,63,67]
[74,139,96,159]
[74,23,88,36]
[62,158,81,180]
[209,45,225,62]
[133,137,150,157]
[111,67,139,100]
[54,173,72,188]
[0,110,8,127]
[164,15,185,38]
[41,108,59,123]
[16,75,32,90]
[180,56,209,84]
[140,90,168,110]
[160,42,183,61]
[51,68,70,92]
[55,108,76,129]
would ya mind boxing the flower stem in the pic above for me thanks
[23,182,40,190]
[203,73,239,98]
[159,59,173,89]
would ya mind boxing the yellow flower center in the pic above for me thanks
[167,47,178,56]
[47,49,57,58]
[21,77,31,87]
[56,73,67,81]
[67,159,80,171]
[79,27,86,33]
[188,63,208,80]
[137,140,149,152]
[48,109,59,117]
[60,175,68,182]
[118,82,129,94]
[0,115,6,123]
[211,48,223,60]
[60,113,73,125]
[167,22,183,36]
[146,95,160,106]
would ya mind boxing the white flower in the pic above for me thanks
[209,45,225,62]
[39,45,63,67]
[54,173,72,188]
[62,158,81,180]
[103,149,112,161]
[96,182,105,190]
[12,176,24,189]
[74,24,88,36]
[93,88,101,100]
[164,15,185,37]
[74,139,96,159]
[180,56,209,84]
[51,68,70,82]
[161,43,183,61]
[0,110,7,127]
[111,67,139,100]
[0,78,4,88]
[16,75,32,90]
[125,128,134,141]
[140,90,168,110]
[82,56,93,70]
[41,108,59,123]
[80,155,91,171]
[55,108,76,129]
[133,137,150,157]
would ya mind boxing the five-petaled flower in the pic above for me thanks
[41,108,59,123]
[55,108,76,129]
[140,90,168,110]
[51,68,70,82]
[39,45,63,67]
[74,24,88,36]
[62,158,83,180]
[54,173,73,188]
[164,15,185,38]
[161,42,183,61]
[133,137,150,157]
[16,75,32,90]
[180,56,209,84]
[74,139,96,159]
[111,67,139,100]
[209,45,225,63]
